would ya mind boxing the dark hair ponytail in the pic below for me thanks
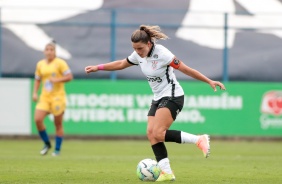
[131,25,169,43]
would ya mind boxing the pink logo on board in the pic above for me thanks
[261,91,282,115]
[260,91,282,130]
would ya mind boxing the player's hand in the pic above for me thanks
[209,81,226,92]
[32,93,38,102]
[49,77,58,83]
[85,66,98,74]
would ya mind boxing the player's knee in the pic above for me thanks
[54,121,63,129]
[34,117,43,125]
[146,128,154,141]
[55,128,64,136]
[152,129,165,142]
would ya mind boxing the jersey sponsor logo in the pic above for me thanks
[146,76,162,83]
[151,61,158,70]
[45,80,53,92]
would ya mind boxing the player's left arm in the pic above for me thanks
[50,60,73,83]
[170,57,226,91]
[50,72,73,83]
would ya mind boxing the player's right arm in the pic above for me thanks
[33,62,41,102]
[85,59,132,74]
[33,79,41,102]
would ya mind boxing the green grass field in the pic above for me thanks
[0,139,282,184]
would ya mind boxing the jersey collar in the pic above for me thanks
[147,43,155,57]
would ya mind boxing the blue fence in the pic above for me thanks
[1,8,282,81]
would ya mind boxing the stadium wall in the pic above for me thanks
[0,78,31,135]
[0,78,282,137]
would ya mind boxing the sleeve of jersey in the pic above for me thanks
[60,60,72,75]
[160,45,181,69]
[34,62,41,80]
[127,52,139,65]
[169,57,181,69]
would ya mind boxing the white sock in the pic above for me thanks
[158,158,172,174]
[181,131,199,144]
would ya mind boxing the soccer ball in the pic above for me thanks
[136,158,161,181]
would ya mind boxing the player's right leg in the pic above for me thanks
[34,107,51,155]
[156,171,175,182]
[148,112,176,181]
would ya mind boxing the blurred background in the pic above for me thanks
[0,0,282,138]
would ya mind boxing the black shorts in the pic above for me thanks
[147,95,184,120]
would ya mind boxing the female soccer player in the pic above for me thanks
[33,41,73,156]
[85,25,226,181]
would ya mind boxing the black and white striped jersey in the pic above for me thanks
[127,44,184,101]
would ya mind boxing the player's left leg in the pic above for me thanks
[159,96,210,158]
[147,97,177,181]
[52,112,64,156]
[51,96,66,156]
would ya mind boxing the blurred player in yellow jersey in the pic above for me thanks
[32,41,73,156]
